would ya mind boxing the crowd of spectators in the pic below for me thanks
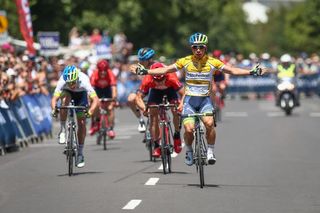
[0,27,319,108]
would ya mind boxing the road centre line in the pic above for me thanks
[122,200,142,210]
[145,177,159,185]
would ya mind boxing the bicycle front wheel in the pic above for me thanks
[101,119,107,150]
[67,128,73,176]
[161,126,171,174]
[196,132,205,188]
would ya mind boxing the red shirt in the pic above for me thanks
[139,73,182,95]
[90,69,117,88]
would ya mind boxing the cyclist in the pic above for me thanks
[131,32,265,166]
[89,59,117,138]
[127,47,156,133]
[51,65,99,168]
[136,62,184,157]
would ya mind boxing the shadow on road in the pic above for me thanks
[58,171,104,177]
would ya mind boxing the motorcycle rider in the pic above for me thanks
[276,54,300,106]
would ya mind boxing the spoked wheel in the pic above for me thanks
[161,145,168,174]
[148,140,153,162]
[166,146,172,173]
[197,142,205,188]
[67,149,73,176]
[103,132,107,150]
[161,126,172,174]
[67,130,73,176]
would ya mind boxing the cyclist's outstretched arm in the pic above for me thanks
[130,64,176,75]
[222,64,267,76]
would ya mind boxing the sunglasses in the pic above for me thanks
[67,81,77,86]
[191,45,206,50]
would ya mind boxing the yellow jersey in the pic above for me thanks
[174,55,225,96]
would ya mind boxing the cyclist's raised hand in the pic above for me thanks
[130,63,148,75]
[51,108,58,117]
[250,63,267,76]
[85,110,92,118]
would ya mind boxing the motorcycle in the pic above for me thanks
[276,77,298,116]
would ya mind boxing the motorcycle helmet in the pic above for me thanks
[280,54,292,63]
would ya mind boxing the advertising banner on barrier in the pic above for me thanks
[8,98,35,138]
[21,95,46,136]
[0,108,16,147]
[34,94,52,134]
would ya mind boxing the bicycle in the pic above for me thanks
[147,95,177,174]
[181,112,215,188]
[96,98,115,150]
[55,101,87,176]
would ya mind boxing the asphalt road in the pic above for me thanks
[1,97,320,213]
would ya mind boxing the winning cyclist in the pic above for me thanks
[135,62,184,157]
[90,59,117,138]
[130,32,266,166]
[127,47,156,133]
[51,65,99,168]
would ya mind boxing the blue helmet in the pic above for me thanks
[62,65,79,82]
[189,32,208,45]
[137,47,155,61]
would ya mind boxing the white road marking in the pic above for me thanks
[145,177,159,186]
[158,164,163,170]
[225,112,248,117]
[267,112,284,117]
[171,152,178,158]
[310,112,320,117]
[122,200,142,210]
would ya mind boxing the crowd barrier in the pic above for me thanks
[116,73,319,101]
[226,73,320,95]
[0,94,52,155]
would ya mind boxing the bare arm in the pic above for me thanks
[135,92,146,112]
[222,64,268,76]
[111,85,117,99]
[130,64,177,75]
[89,95,99,115]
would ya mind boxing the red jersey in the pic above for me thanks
[90,69,117,88]
[139,73,182,95]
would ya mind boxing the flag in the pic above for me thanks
[15,0,36,55]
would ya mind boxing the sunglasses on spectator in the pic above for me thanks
[191,45,206,50]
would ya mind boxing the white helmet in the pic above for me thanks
[280,54,292,63]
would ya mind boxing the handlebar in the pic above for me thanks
[147,103,177,109]
[180,112,214,118]
[55,105,87,111]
